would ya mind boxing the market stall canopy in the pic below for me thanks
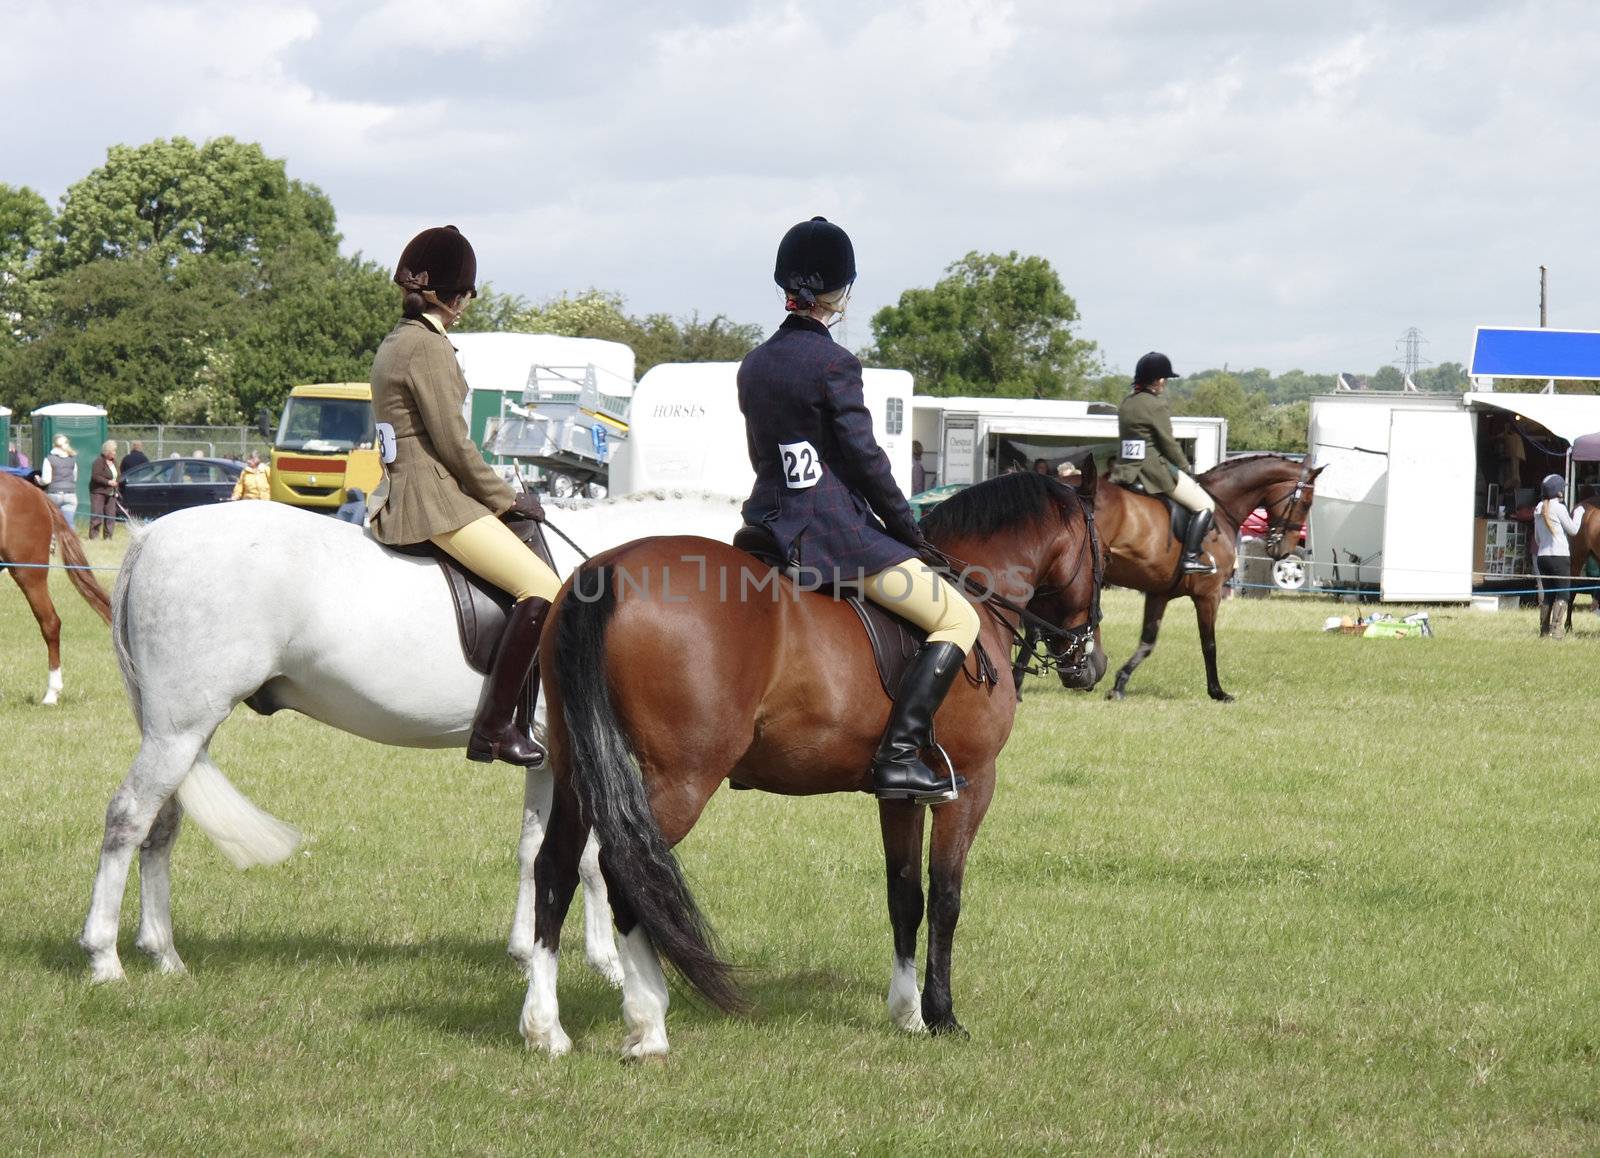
[1463,391,1600,445]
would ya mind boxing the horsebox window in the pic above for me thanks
[885,397,904,435]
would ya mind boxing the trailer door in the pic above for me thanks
[1381,408,1474,602]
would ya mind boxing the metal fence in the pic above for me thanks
[107,425,272,462]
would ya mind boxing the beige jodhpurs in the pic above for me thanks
[862,562,981,651]
[1168,471,1215,514]
[431,515,561,603]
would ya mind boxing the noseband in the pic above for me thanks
[1261,463,1314,554]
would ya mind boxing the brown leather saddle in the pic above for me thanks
[388,513,553,674]
[730,525,991,700]
[1117,480,1194,544]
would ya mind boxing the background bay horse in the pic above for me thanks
[0,472,112,703]
[522,469,1106,1059]
[1097,454,1321,701]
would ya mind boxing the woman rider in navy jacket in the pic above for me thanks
[737,217,980,804]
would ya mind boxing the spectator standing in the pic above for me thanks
[1533,472,1580,640]
[1033,458,1050,475]
[39,434,79,527]
[88,439,120,540]
[119,440,149,478]
[231,452,272,500]
[336,486,367,525]
[911,440,927,494]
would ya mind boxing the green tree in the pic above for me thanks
[458,288,762,375]
[868,251,1100,398]
[52,136,338,271]
[0,183,53,345]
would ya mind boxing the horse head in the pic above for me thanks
[1029,468,1107,690]
[1259,462,1324,559]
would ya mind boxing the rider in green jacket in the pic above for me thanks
[1108,352,1216,575]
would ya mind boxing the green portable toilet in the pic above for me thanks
[31,403,109,521]
[0,406,11,464]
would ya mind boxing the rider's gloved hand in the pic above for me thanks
[509,490,546,522]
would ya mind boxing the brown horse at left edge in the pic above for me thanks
[0,472,113,704]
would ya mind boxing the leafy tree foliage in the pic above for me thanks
[867,252,1100,398]
[0,139,391,423]
[52,137,338,270]
[458,287,763,374]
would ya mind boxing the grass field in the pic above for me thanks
[2,536,1598,1154]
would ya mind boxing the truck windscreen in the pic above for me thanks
[276,397,376,453]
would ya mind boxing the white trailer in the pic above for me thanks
[1306,391,1600,602]
[910,396,1228,488]
[610,362,915,498]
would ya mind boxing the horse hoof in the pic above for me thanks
[928,1018,969,1040]
[87,960,126,985]
[621,1034,669,1063]
[1105,689,1125,701]
[1211,691,1235,703]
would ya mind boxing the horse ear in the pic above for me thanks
[1309,463,1326,481]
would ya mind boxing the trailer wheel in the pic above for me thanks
[1272,552,1308,591]
[548,472,576,499]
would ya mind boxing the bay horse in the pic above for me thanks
[521,468,1107,1059]
[1097,454,1322,701]
[0,471,112,703]
[80,494,748,988]
[1566,501,1600,624]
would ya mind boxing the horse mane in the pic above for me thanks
[920,471,1081,541]
[1198,453,1303,482]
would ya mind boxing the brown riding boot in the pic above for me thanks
[1551,599,1568,641]
[467,597,549,766]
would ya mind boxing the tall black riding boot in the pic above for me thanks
[870,641,969,804]
[467,597,549,766]
[1179,508,1217,575]
[1539,601,1552,637]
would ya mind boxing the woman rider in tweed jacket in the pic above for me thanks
[367,226,556,766]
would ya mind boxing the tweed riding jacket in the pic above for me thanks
[737,315,922,580]
[368,318,513,545]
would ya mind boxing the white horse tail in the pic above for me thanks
[110,524,150,728]
[175,756,302,869]
[114,522,301,869]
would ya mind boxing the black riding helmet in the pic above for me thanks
[394,225,477,298]
[1542,473,1565,500]
[774,216,856,308]
[1133,351,1180,388]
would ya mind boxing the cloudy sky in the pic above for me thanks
[5,0,1599,376]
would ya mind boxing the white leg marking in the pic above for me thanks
[519,946,572,1057]
[579,834,623,988]
[888,957,926,1033]
[43,666,63,706]
[618,927,671,1060]
[507,769,553,970]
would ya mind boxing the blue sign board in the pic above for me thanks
[1470,327,1600,380]
[591,423,608,461]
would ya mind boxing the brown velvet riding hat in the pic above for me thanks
[394,225,477,297]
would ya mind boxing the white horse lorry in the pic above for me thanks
[1307,388,1600,603]
[909,396,1228,488]
[608,362,916,498]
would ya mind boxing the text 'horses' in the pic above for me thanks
[523,469,1106,1059]
[1097,455,1321,701]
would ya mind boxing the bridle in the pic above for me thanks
[936,492,1104,684]
[1260,462,1314,555]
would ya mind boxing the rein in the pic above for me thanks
[1258,462,1314,554]
[930,497,1104,682]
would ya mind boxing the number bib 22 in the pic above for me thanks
[779,440,822,489]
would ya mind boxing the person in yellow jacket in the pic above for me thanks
[231,452,272,501]
[367,225,560,767]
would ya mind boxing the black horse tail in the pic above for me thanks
[554,564,744,1013]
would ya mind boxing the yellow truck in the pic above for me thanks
[266,382,381,511]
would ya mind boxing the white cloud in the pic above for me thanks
[5,0,1600,375]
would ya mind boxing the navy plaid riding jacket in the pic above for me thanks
[737,315,922,581]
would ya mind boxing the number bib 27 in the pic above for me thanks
[779,440,822,489]
[1120,438,1146,461]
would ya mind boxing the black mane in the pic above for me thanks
[920,471,1081,542]
[1199,453,1302,481]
